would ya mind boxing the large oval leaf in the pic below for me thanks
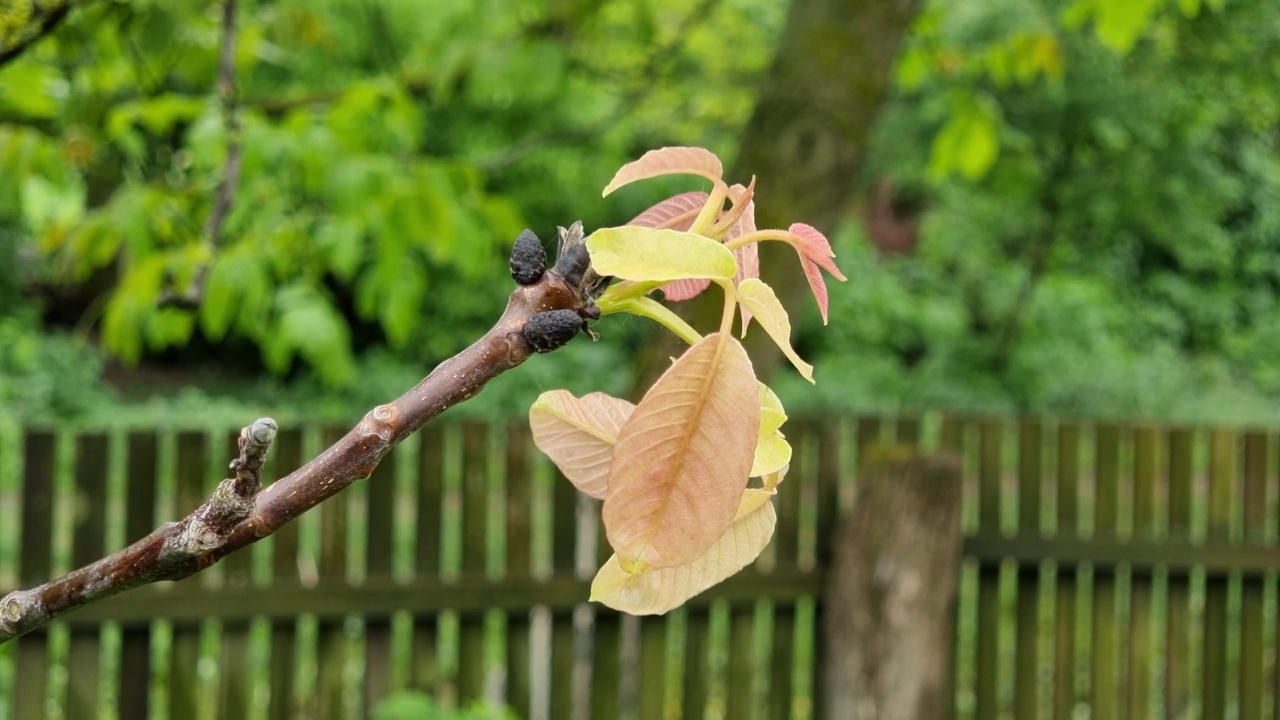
[591,489,776,615]
[737,279,814,383]
[603,333,760,571]
[587,227,736,284]
[530,390,636,499]
[603,146,724,196]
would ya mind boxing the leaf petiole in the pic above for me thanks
[597,279,664,307]
[723,229,788,251]
[714,278,737,339]
[689,183,729,235]
[603,296,703,346]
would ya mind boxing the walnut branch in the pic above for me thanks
[1,230,591,643]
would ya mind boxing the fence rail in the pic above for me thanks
[1,415,1278,720]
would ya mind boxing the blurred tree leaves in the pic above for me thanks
[2,0,781,388]
[799,0,1280,422]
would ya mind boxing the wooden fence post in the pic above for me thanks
[821,450,963,720]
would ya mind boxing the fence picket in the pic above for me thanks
[1164,428,1195,719]
[364,439,398,711]
[1203,429,1236,720]
[267,427,303,719]
[66,433,108,719]
[974,419,1001,720]
[413,424,444,697]
[169,431,207,720]
[12,432,53,720]
[1128,427,1158,720]
[1239,431,1267,719]
[1053,422,1081,720]
[1092,423,1122,720]
[1015,419,1042,720]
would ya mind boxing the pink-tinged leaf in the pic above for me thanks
[603,146,725,197]
[603,333,760,571]
[529,390,636,499]
[629,191,710,230]
[786,223,846,325]
[801,257,832,324]
[591,489,776,615]
[732,242,760,288]
[788,223,846,279]
[635,194,716,301]
[661,278,712,302]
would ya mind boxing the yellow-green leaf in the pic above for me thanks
[752,384,790,477]
[763,463,789,492]
[587,227,737,284]
[591,489,776,615]
[759,383,786,435]
[530,390,636,500]
[737,279,814,383]
[603,333,760,572]
[752,433,791,479]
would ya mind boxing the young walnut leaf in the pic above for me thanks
[629,191,709,230]
[591,489,776,615]
[603,147,725,197]
[603,333,760,572]
[588,227,736,284]
[752,384,791,477]
[737,279,815,383]
[627,195,717,302]
[661,277,714,303]
[786,223,847,324]
[529,390,636,500]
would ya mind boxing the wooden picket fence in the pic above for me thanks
[0,415,1278,720]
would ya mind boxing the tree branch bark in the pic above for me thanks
[0,234,594,643]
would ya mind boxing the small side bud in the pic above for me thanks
[523,309,583,353]
[510,229,547,285]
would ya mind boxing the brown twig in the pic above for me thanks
[1,234,596,643]
[159,0,241,309]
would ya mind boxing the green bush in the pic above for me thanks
[0,310,111,423]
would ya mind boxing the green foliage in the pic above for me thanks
[2,0,782,389]
[0,310,110,422]
[797,0,1280,424]
[370,693,515,720]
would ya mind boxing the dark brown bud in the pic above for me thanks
[509,229,547,285]
[523,309,583,353]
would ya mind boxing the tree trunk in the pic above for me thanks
[822,451,963,720]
